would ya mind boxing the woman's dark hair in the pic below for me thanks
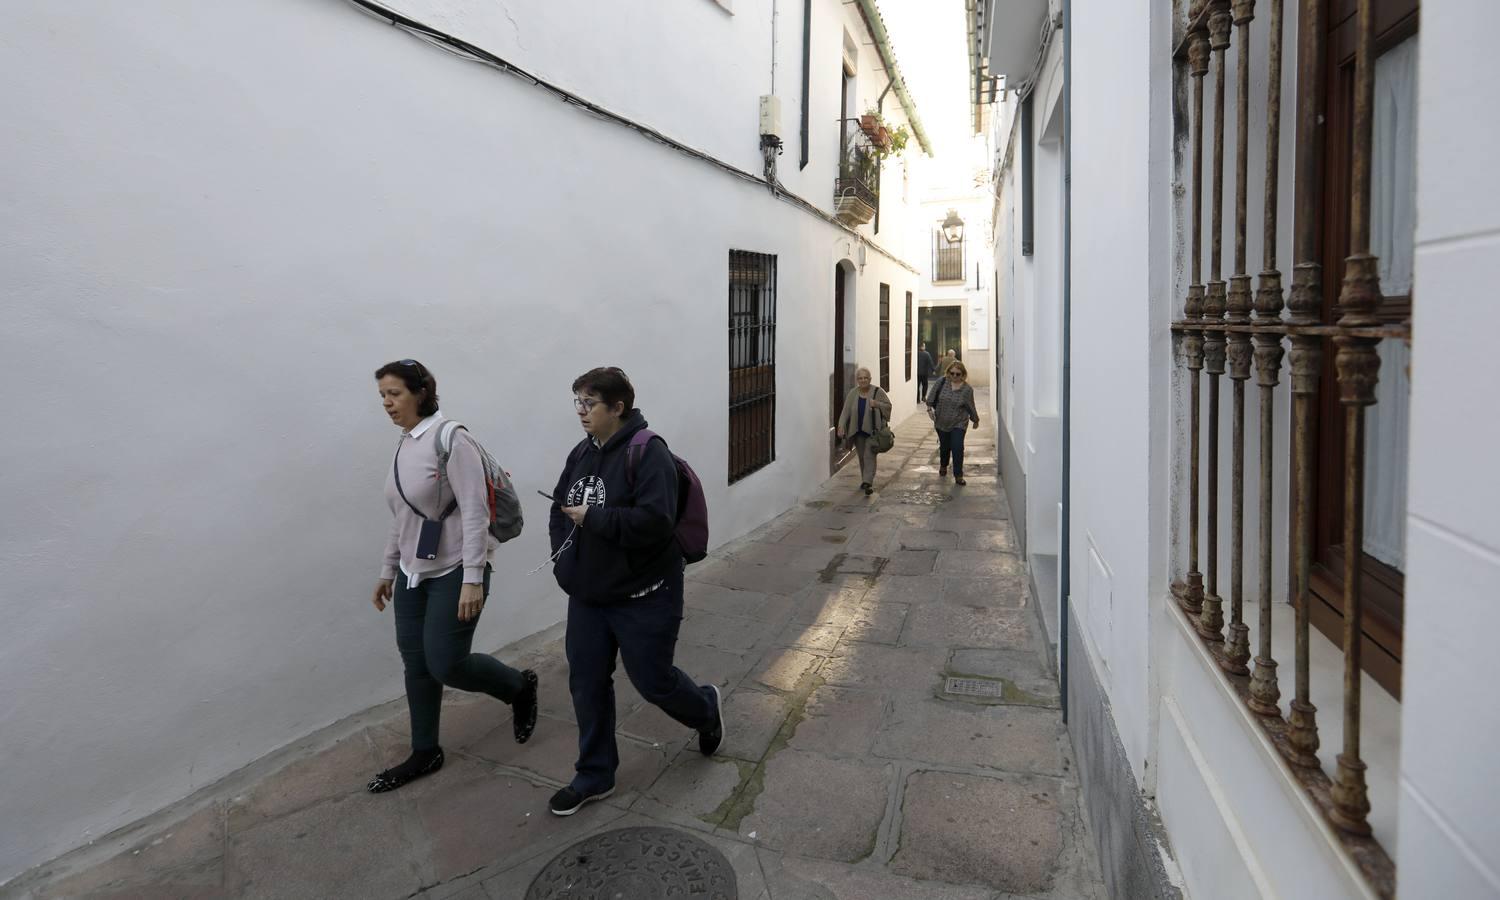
[572,366,635,413]
[374,359,440,417]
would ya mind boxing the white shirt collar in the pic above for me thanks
[404,412,444,440]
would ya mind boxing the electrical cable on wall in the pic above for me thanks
[338,0,919,276]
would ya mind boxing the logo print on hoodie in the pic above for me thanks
[566,475,607,508]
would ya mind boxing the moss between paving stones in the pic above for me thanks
[699,671,825,833]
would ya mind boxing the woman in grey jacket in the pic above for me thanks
[836,367,892,495]
[925,360,980,485]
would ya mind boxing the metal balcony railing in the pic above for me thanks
[834,121,879,225]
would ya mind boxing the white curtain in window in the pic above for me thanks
[1362,36,1417,571]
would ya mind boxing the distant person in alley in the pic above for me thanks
[936,348,958,385]
[367,359,538,794]
[547,367,724,816]
[836,366,893,495]
[926,359,981,485]
[917,341,935,402]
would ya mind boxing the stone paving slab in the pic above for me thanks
[32,804,227,900]
[760,854,995,900]
[841,600,908,645]
[225,792,427,900]
[942,574,1031,608]
[890,770,1066,895]
[678,609,780,654]
[819,642,952,695]
[786,685,888,757]
[14,394,1104,900]
[901,603,1036,651]
[722,539,847,572]
[749,647,824,693]
[936,549,1029,578]
[874,697,1067,776]
[688,558,819,595]
[949,647,1062,707]
[735,750,892,862]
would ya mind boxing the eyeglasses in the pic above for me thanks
[573,397,600,413]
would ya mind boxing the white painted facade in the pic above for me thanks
[983,0,1500,897]
[0,0,930,882]
[989,30,1067,589]
[913,138,996,389]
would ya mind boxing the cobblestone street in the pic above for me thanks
[16,394,1106,900]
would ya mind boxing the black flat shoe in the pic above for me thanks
[862,483,874,495]
[367,747,444,794]
[955,477,967,486]
[513,669,539,744]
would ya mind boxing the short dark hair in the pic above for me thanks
[374,359,440,417]
[572,366,635,413]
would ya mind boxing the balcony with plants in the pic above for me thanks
[834,109,909,227]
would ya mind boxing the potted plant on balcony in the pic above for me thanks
[860,108,910,152]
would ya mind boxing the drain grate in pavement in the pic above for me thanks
[527,826,736,899]
[885,490,953,506]
[945,677,1005,698]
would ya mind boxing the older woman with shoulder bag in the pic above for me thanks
[836,367,892,495]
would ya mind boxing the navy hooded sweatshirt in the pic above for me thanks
[548,410,682,603]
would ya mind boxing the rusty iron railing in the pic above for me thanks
[1169,0,1408,894]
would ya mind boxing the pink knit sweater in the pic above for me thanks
[380,414,494,586]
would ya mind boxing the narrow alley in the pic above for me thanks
[16,396,1105,900]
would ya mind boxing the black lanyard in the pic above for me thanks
[393,438,456,521]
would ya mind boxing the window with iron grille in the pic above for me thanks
[878,284,891,392]
[905,291,914,381]
[728,251,776,483]
[933,228,964,283]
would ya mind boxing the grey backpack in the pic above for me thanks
[435,421,524,543]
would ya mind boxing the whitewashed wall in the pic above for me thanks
[988,36,1066,568]
[1068,0,1166,781]
[1396,1,1500,895]
[915,176,995,388]
[0,0,923,881]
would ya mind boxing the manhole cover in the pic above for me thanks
[945,676,1005,698]
[526,826,737,900]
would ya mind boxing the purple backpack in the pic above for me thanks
[625,430,710,564]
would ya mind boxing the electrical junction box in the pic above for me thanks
[759,95,783,141]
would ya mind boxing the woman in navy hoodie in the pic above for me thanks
[546,367,724,816]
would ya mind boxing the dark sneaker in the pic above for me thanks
[367,747,444,794]
[861,483,874,495]
[548,785,614,817]
[513,669,539,744]
[699,684,725,757]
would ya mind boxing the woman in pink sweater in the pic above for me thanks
[367,359,537,793]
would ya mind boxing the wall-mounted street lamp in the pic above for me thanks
[942,209,965,245]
